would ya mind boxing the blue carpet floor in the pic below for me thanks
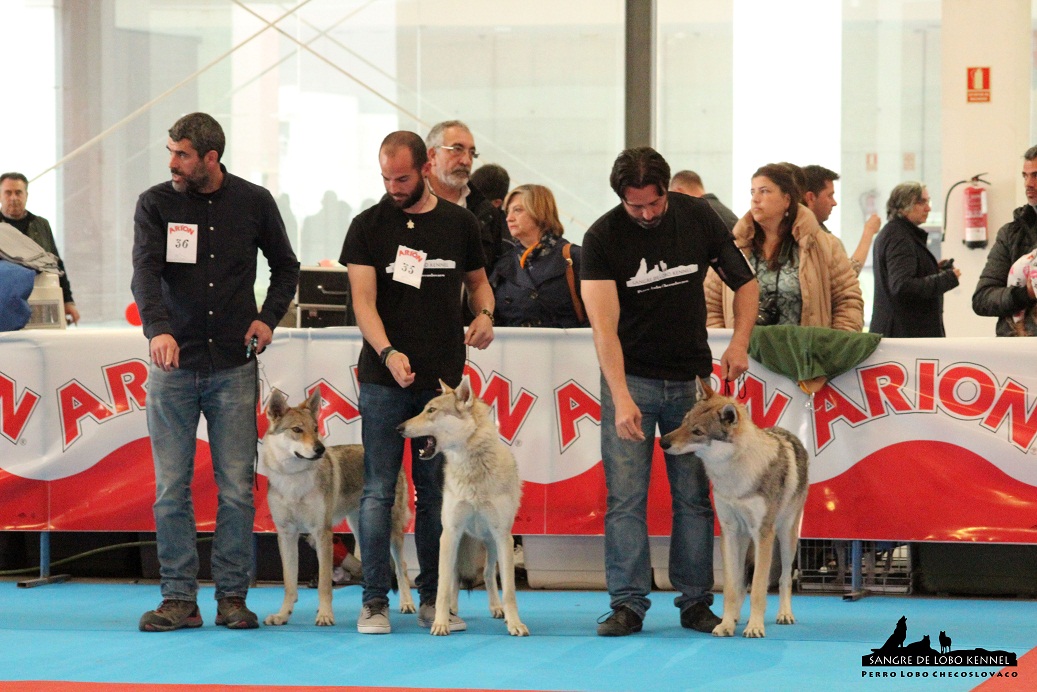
[0,580,1034,691]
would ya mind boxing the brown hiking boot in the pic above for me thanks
[215,596,259,629]
[139,599,203,632]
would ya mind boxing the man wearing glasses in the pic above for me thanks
[425,121,505,273]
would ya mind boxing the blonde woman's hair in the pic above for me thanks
[503,184,564,237]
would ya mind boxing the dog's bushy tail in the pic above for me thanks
[456,534,487,591]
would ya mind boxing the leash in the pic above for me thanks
[721,374,747,399]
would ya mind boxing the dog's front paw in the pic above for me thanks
[743,621,766,638]
[712,620,736,637]
[430,621,451,636]
[399,601,417,614]
[776,611,795,625]
[507,619,530,636]
[264,612,291,626]
[489,605,505,619]
[315,610,335,626]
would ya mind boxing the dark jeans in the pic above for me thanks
[357,382,443,606]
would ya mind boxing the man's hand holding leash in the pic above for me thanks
[245,320,273,356]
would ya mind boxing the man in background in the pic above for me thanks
[669,169,739,231]
[801,165,881,276]
[470,163,510,210]
[1,172,80,324]
[972,145,1037,335]
[425,121,504,269]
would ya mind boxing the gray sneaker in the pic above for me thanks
[139,599,203,632]
[417,602,467,632]
[357,601,391,634]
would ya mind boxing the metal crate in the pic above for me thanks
[797,539,913,594]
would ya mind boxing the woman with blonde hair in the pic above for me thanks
[490,184,588,328]
[705,163,863,331]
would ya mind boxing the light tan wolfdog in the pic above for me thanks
[262,388,415,626]
[659,376,808,638]
[398,375,529,636]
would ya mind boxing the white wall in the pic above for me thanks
[940,0,1032,337]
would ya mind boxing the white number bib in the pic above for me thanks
[392,245,427,288]
[166,223,198,264]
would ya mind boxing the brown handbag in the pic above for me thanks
[562,243,587,324]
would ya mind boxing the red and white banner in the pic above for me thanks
[1,328,1035,541]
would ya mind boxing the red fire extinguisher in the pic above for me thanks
[963,179,988,249]
[943,173,991,248]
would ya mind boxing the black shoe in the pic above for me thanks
[681,602,721,633]
[596,606,643,636]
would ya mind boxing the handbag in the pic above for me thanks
[561,243,587,324]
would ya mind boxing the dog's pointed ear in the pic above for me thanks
[455,375,475,408]
[719,403,739,426]
[439,378,453,394]
[267,389,289,420]
[695,376,714,402]
[304,387,323,418]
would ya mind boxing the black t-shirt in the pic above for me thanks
[340,196,484,389]
[581,192,754,380]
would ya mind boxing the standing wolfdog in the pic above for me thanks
[659,376,808,638]
[398,375,529,636]
[262,388,415,626]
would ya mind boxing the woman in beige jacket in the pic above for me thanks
[705,163,864,332]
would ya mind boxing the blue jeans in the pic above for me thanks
[358,383,443,606]
[600,373,715,618]
[146,362,257,602]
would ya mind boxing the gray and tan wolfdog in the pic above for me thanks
[659,376,808,638]
[398,375,529,636]
[262,388,415,626]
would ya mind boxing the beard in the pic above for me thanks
[438,165,470,190]
[171,168,210,194]
[391,181,426,210]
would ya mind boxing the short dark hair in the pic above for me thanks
[470,163,510,202]
[168,112,225,161]
[1025,145,1037,161]
[380,130,428,169]
[802,165,840,197]
[610,147,671,199]
[0,172,28,188]
[671,170,703,188]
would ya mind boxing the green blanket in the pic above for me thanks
[748,325,881,387]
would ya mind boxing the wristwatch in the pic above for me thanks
[478,308,494,325]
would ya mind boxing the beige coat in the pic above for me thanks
[705,205,864,332]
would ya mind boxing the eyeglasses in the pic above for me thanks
[438,144,479,159]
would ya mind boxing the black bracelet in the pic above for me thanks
[380,346,397,366]
[478,307,494,325]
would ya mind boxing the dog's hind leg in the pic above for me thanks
[314,527,336,626]
[744,525,776,638]
[775,506,803,625]
[265,528,301,626]
[492,529,528,636]
[390,528,416,614]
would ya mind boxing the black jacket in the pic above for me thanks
[871,215,958,337]
[971,204,1037,336]
[490,240,587,328]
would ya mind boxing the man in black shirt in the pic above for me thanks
[342,130,494,634]
[131,112,299,632]
[581,148,758,637]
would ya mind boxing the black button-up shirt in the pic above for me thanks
[131,166,300,372]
